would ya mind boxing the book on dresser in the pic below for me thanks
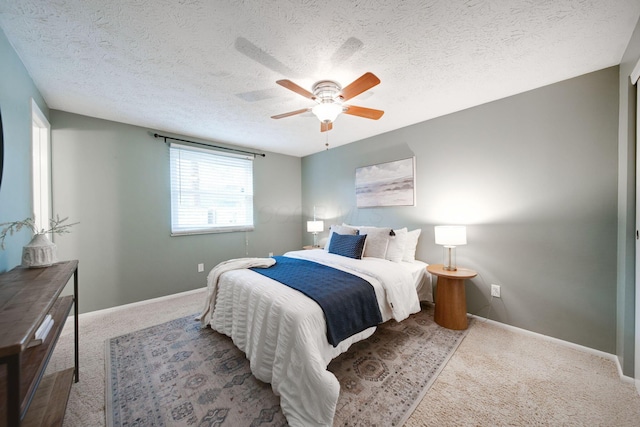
[27,314,55,348]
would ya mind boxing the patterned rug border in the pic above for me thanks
[103,314,201,427]
[104,310,473,426]
[396,318,472,426]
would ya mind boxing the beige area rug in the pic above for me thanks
[105,304,469,426]
[47,289,640,426]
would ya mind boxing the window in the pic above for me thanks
[170,143,254,235]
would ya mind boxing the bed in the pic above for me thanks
[199,226,430,427]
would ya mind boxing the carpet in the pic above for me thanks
[106,303,470,426]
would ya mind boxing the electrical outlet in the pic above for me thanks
[268,252,273,257]
[197,263,204,273]
[491,284,501,298]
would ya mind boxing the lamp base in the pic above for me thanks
[443,246,457,272]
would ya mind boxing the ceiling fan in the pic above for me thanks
[271,72,384,132]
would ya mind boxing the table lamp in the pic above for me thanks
[307,220,324,247]
[434,225,467,271]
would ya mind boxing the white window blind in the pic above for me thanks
[170,143,254,235]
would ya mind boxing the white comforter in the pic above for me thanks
[200,250,422,427]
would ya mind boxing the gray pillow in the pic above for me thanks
[358,226,391,259]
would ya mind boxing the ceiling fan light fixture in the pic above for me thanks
[272,73,383,130]
[312,102,343,123]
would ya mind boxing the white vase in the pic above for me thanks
[22,233,58,268]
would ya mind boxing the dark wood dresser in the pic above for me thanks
[0,260,78,426]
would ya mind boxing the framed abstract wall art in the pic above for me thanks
[355,157,416,208]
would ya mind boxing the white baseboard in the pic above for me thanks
[76,287,206,320]
[468,314,635,385]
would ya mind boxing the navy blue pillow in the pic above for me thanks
[328,233,367,259]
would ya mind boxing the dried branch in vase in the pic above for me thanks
[0,215,79,250]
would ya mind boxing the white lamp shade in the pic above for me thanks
[312,103,343,123]
[434,225,467,246]
[307,220,324,233]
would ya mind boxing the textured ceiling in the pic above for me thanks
[1,1,639,157]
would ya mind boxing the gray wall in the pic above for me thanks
[1,18,634,370]
[617,18,640,377]
[0,27,50,272]
[302,67,619,354]
[51,111,302,313]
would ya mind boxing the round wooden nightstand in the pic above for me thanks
[427,263,477,330]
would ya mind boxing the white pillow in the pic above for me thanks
[402,229,422,262]
[358,226,391,259]
[324,224,358,251]
[385,227,408,262]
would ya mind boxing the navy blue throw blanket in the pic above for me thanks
[251,256,383,347]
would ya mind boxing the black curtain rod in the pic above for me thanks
[153,133,266,158]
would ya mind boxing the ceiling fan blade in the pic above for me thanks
[343,105,384,120]
[320,121,333,132]
[340,72,380,101]
[271,108,311,119]
[276,80,315,99]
